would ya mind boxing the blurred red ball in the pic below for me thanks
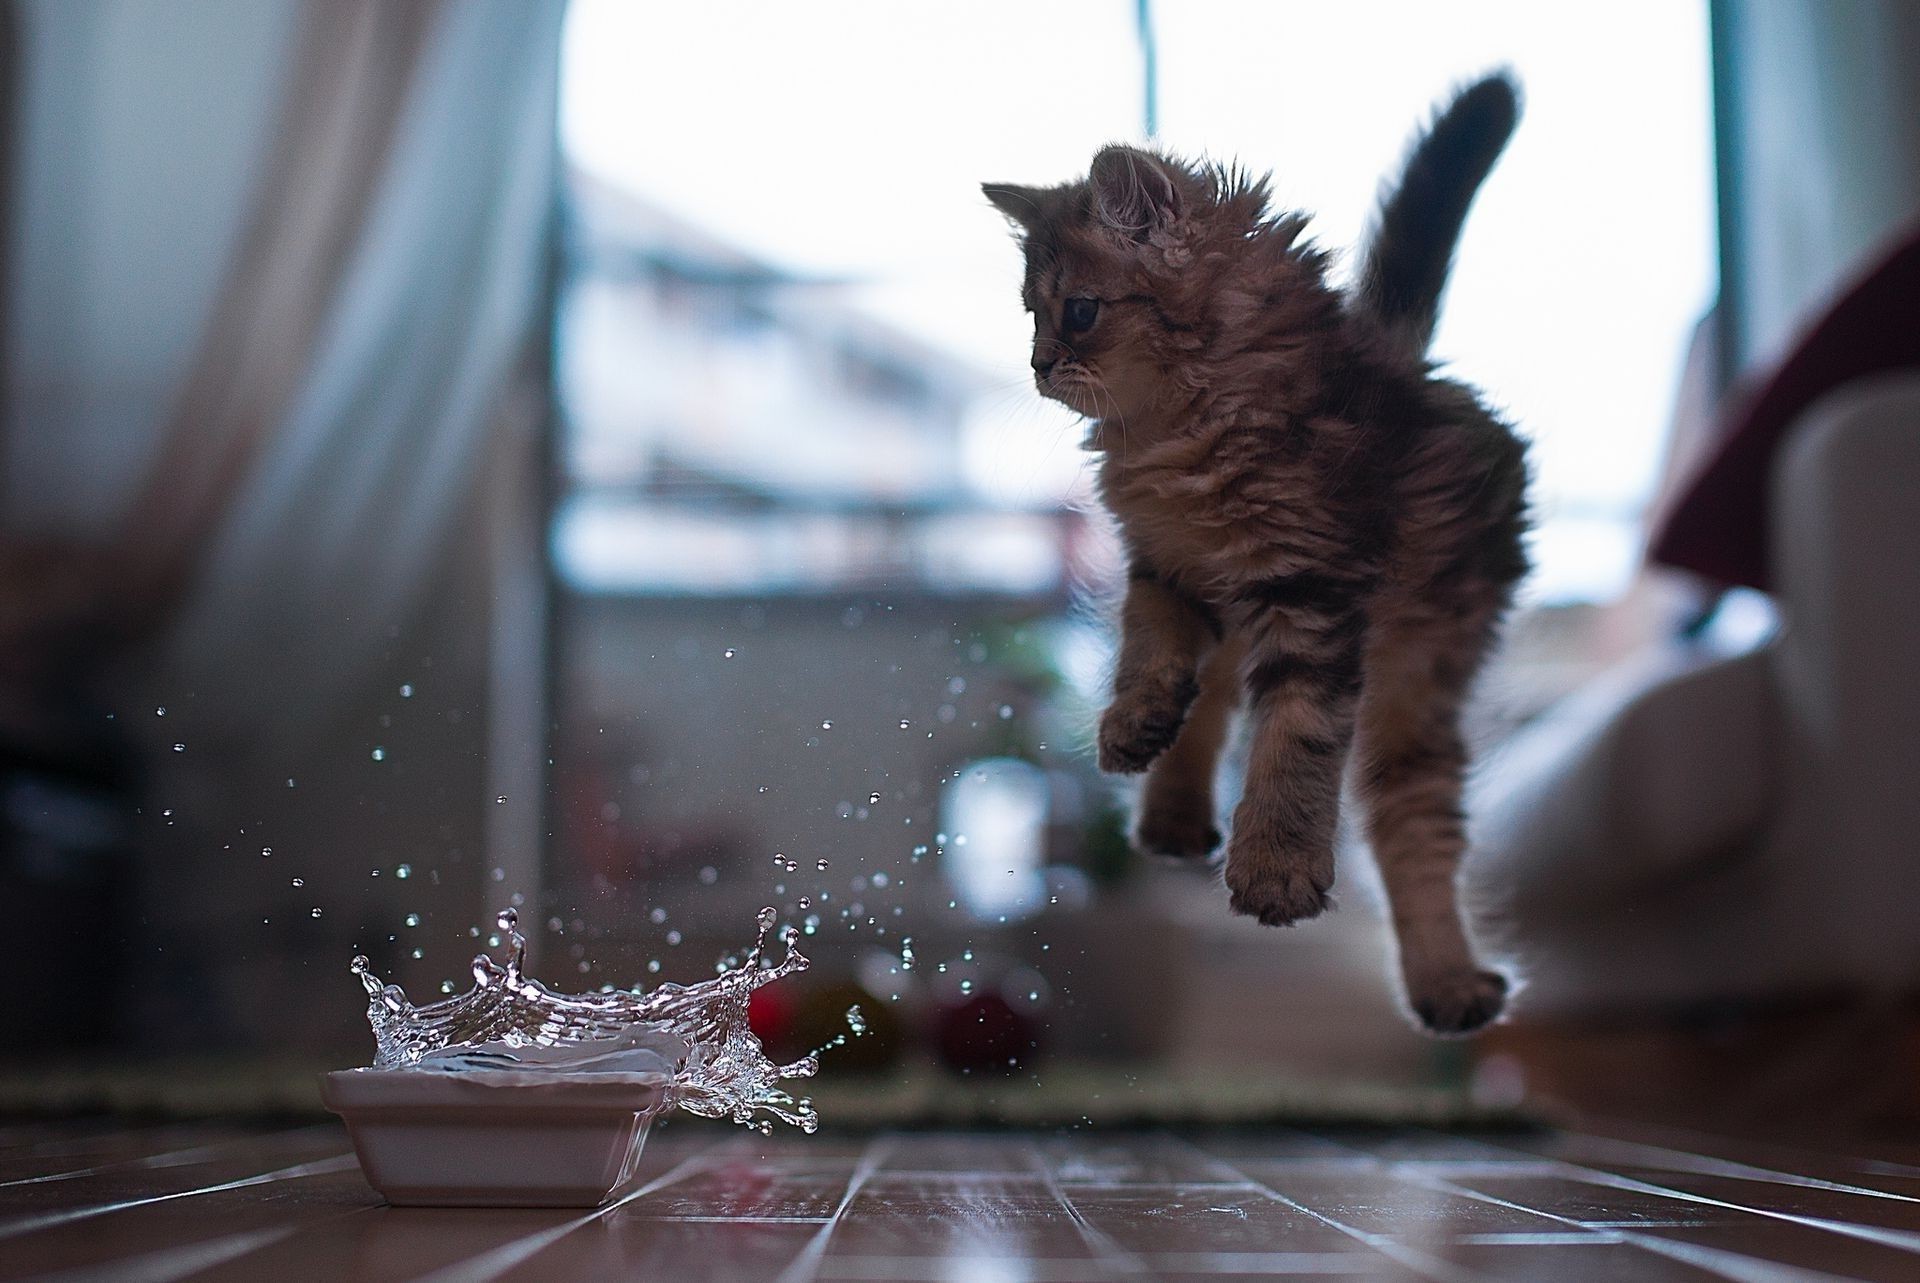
[934,991,1040,1074]
[753,977,902,1071]
[747,984,795,1050]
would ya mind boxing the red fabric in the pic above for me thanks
[1649,220,1920,592]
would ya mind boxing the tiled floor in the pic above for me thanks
[4,1119,1920,1280]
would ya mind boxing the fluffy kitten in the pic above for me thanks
[984,75,1527,1034]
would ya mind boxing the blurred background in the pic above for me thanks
[4,0,1918,1127]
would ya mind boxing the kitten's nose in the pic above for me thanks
[1031,353,1056,377]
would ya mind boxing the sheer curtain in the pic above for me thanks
[2,0,565,1049]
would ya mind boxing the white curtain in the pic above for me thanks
[3,0,565,1048]
[164,2,557,723]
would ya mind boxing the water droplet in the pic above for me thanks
[291,877,304,887]
[171,743,185,753]
[162,808,173,817]
[649,907,668,924]
[998,704,1013,719]
[399,684,414,698]
[666,930,682,945]
[155,705,168,716]
[816,859,829,871]
[410,947,424,959]
[820,719,833,730]
[867,792,881,805]
[898,718,911,729]
[871,871,889,888]
[370,747,385,762]
[395,863,411,879]
[310,907,323,918]
[797,896,812,909]
[494,795,506,804]
[698,866,718,885]
[722,648,736,658]
[260,846,272,857]
[405,913,421,927]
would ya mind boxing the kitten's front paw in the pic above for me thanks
[1097,680,1195,775]
[1224,851,1332,926]
[1133,802,1221,861]
[1407,970,1508,1037]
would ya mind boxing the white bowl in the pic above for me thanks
[321,1067,668,1207]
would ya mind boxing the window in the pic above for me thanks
[547,0,1715,1063]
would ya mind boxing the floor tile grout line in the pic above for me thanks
[1161,1134,1477,1283]
[1543,1130,1920,1203]
[34,1205,384,1283]
[1378,1156,1828,1282]
[1028,1137,1150,1278]
[0,1124,344,1189]
[1213,1127,1827,1282]
[1623,1234,1860,1283]
[1584,1115,1920,1183]
[0,1152,359,1241]
[768,1132,893,1283]
[32,1224,305,1283]
[1421,1126,1920,1265]
[407,1143,735,1283]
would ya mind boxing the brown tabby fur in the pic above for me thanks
[984,78,1528,1034]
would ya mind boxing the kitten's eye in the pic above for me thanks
[1062,297,1100,333]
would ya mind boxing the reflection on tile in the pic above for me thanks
[1604,1168,1920,1235]
[823,1186,1097,1261]
[1039,1135,1244,1187]
[1415,1238,1731,1282]
[523,1217,825,1281]
[1064,1188,1356,1256]
[1636,1222,1920,1279]
[2,1169,375,1281]
[1438,1173,1740,1227]
[1227,1169,1569,1239]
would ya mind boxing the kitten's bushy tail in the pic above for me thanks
[1356,71,1520,352]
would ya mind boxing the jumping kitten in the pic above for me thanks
[983,75,1527,1034]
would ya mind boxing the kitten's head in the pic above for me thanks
[984,146,1308,425]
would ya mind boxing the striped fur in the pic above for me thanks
[984,78,1526,1035]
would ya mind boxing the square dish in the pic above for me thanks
[321,1067,669,1207]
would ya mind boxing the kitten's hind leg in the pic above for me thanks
[1355,604,1507,1036]
[1098,567,1219,775]
[1134,632,1245,860]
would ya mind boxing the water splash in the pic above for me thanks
[349,906,819,1132]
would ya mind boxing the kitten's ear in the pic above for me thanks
[983,183,1045,231]
[1090,146,1183,238]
